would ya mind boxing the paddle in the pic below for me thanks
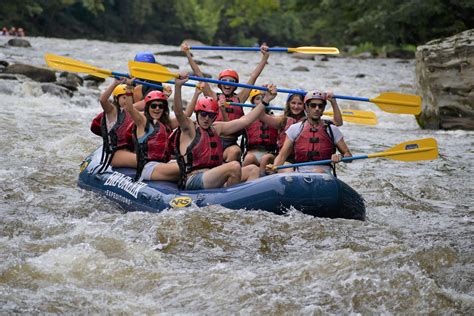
[228,102,378,126]
[128,61,421,115]
[44,53,196,88]
[275,138,438,170]
[190,46,340,55]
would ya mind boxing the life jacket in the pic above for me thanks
[216,93,244,122]
[244,119,278,151]
[175,124,223,189]
[133,120,172,181]
[277,114,305,151]
[293,119,336,163]
[90,109,134,173]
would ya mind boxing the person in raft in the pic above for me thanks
[172,73,277,190]
[132,52,172,111]
[259,89,344,166]
[181,42,270,163]
[122,78,196,181]
[241,89,279,176]
[267,90,352,175]
[90,78,137,172]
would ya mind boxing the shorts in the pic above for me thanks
[296,165,332,174]
[221,138,238,150]
[247,149,272,162]
[185,172,205,190]
[140,161,162,181]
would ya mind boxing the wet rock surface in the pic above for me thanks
[416,29,474,130]
[4,63,56,82]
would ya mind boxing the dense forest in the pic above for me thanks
[1,0,472,48]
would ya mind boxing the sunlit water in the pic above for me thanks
[0,37,473,313]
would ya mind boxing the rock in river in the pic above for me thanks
[416,29,474,130]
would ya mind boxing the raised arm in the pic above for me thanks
[99,78,122,114]
[184,82,204,118]
[173,73,194,134]
[326,91,343,126]
[181,42,215,98]
[259,112,284,129]
[216,84,277,136]
[238,44,269,102]
[123,79,146,132]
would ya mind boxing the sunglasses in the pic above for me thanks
[149,102,166,110]
[220,78,237,83]
[307,102,326,109]
[199,111,217,119]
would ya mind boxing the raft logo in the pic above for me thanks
[79,161,89,173]
[104,172,147,198]
[170,196,192,208]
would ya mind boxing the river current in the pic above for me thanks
[0,37,472,314]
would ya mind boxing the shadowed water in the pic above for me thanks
[0,37,473,314]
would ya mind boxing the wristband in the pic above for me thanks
[261,100,269,106]
[125,92,133,96]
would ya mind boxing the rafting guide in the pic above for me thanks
[104,171,147,198]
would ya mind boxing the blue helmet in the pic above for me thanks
[134,52,156,63]
[286,89,305,102]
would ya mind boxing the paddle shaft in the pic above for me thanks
[111,71,196,89]
[191,46,289,52]
[275,156,367,170]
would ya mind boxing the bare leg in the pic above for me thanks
[223,145,242,162]
[242,152,258,166]
[259,153,275,176]
[150,162,180,181]
[111,150,137,168]
[241,164,260,182]
[201,161,242,189]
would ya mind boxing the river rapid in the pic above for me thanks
[0,37,472,314]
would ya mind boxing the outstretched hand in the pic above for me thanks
[262,84,277,103]
[181,42,190,54]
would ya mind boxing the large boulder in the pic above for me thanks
[7,38,31,47]
[57,71,84,91]
[4,63,56,82]
[416,29,474,130]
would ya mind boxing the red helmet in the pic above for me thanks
[218,69,239,82]
[304,90,327,105]
[144,90,168,104]
[195,96,219,113]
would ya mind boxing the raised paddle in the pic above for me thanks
[228,102,378,126]
[44,53,196,88]
[275,138,438,170]
[190,46,340,55]
[128,61,421,115]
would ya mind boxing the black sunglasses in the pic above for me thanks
[199,111,217,119]
[307,102,326,109]
[150,102,166,110]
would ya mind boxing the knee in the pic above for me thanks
[226,161,241,175]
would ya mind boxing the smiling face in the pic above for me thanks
[219,76,237,96]
[116,95,128,108]
[288,95,304,116]
[147,101,167,120]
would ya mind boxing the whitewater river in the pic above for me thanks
[0,37,472,313]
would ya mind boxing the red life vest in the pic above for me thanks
[90,110,134,152]
[293,120,336,163]
[175,124,223,180]
[277,115,305,151]
[245,119,278,150]
[216,93,243,121]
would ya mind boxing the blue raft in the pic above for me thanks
[78,147,366,220]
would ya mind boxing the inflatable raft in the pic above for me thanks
[78,147,366,220]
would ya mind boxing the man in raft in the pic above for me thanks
[181,42,270,163]
[269,90,352,175]
[172,73,277,190]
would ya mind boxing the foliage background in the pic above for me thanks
[1,0,472,47]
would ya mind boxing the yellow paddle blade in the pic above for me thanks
[324,109,378,126]
[371,92,422,115]
[369,138,438,162]
[44,53,112,78]
[288,46,340,54]
[128,61,178,82]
